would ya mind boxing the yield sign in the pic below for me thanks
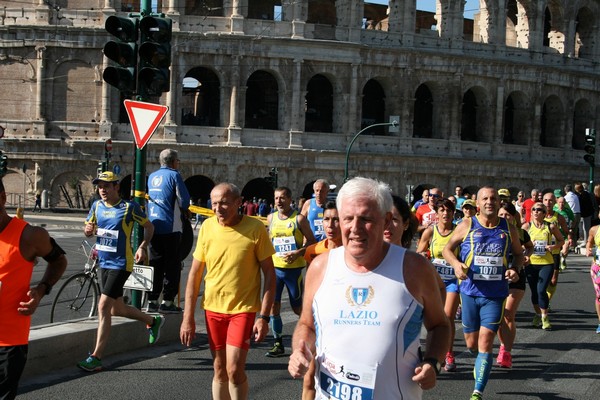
[124,100,169,149]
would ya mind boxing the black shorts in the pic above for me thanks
[0,344,28,399]
[509,268,527,291]
[100,268,131,299]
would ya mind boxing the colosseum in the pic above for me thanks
[0,0,598,208]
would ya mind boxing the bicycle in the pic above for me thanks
[50,240,150,323]
[50,240,100,323]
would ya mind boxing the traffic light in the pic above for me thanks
[0,151,8,176]
[269,168,278,188]
[584,128,596,167]
[103,15,139,94]
[138,16,172,96]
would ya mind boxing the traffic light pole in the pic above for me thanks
[131,0,153,309]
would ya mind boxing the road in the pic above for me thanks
[17,213,600,399]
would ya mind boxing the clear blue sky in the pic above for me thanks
[369,0,478,19]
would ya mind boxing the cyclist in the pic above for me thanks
[78,171,164,372]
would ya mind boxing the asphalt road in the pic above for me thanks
[17,212,600,399]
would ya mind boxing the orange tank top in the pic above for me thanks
[0,217,35,346]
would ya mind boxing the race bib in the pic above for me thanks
[314,219,324,236]
[96,228,119,253]
[533,240,547,256]
[472,255,503,280]
[273,236,297,255]
[432,258,455,281]
[318,355,377,400]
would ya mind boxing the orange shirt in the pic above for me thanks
[0,218,35,346]
[304,238,336,265]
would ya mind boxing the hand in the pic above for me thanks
[253,318,269,342]
[412,362,437,390]
[17,287,43,315]
[180,317,196,347]
[505,268,519,282]
[454,263,468,280]
[134,247,147,264]
[84,223,96,237]
[288,340,313,379]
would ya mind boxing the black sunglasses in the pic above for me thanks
[532,207,545,212]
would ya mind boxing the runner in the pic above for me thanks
[584,216,600,334]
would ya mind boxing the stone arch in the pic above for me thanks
[241,177,275,205]
[461,86,490,143]
[413,83,434,139]
[181,66,221,127]
[305,74,333,133]
[185,175,215,207]
[540,95,565,148]
[574,6,595,59]
[543,0,566,53]
[503,91,531,146]
[50,169,94,208]
[52,60,97,122]
[0,56,36,120]
[361,78,386,135]
[244,70,279,130]
[572,98,594,150]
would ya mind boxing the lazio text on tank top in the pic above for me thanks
[307,198,326,241]
[459,216,511,298]
[313,245,424,400]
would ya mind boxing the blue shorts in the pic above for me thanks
[274,267,304,308]
[460,294,505,334]
[445,280,460,293]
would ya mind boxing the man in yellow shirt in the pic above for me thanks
[180,183,276,400]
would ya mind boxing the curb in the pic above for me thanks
[24,312,185,379]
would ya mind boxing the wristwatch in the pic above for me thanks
[39,281,52,295]
[422,357,441,375]
[257,314,270,322]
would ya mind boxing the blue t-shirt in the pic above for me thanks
[147,166,191,235]
[86,199,149,272]
[306,198,325,241]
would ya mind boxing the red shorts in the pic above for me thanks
[205,311,255,351]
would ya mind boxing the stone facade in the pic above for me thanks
[0,0,598,208]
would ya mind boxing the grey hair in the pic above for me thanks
[337,177,392,217]
[159,149,178,167]
[313,179,329,190]
[212,182,241,198]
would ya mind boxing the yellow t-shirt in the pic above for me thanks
[193,215,275,314]
[528,222,554,265]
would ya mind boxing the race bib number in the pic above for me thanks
[533,240,547,256]
[472,255,502,280]
[96,228,118,253]
[314,219,324,236]
[273,236,297,255]
[318,355,377,400]
[432,258,455,281]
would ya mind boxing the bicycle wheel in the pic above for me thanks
[50,272,99,323]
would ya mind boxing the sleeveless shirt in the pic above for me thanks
[306,198,325,241]
[269,210,306,269]
[430,224,457,283]
[528,222,555,265]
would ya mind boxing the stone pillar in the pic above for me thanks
[291,0,306,39]
[388,0,415,34]
[227,59,242,145]
[35,45,45,121]
[494,84,505,144]
[288,59,303,148]
[348,64,359,134]
[230,0,244,34]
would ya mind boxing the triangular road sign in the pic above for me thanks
[124,100,169,149]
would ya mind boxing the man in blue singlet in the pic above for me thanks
[443,186,524,400]
[301,179,329,241]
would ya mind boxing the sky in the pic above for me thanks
[369,0,478,19]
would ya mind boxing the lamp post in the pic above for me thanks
[344,120,398,182]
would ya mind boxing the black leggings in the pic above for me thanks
[0,345,28,400]
[525,264,554,309]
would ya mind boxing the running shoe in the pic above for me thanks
[159,303,183,314]
[532,314,542,328]
[148,315,165,344]
[146,302,159,313]
[496,345,505,365]
[595,324,600,334]
[265,341,285,358]
[470,391,483,400]
[497,349,512,368]
[542,315,552,330]
[559,256,567,271]
[77,355,102,372]
[444,352,456,372]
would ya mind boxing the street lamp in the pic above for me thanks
[344,120,399,182]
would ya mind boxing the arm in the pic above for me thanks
[288,252,328,378]
[253,256,276,342]
[416,226,433,255]
[548,224,565,252]
[404,251,451,390]
[505,223,524,282]
[284,214,316,264]
[180,258,206,347]
[134,220,154,264]
[300,199,310,218]
[556,214,572,249]
[442,220,470,280]
[586,226,598,257]
[18,226,68,315]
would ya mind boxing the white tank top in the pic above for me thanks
[313,245,424,400]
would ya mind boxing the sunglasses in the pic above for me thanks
[430,194,441,198]
[532,208,545,212]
